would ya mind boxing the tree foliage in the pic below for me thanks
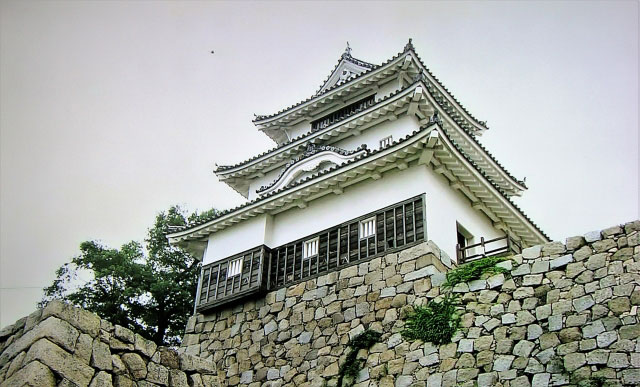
[41,206,217,346]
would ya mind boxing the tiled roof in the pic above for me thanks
[440,131,547,241]
[216,84,416,173]
[253,40,489,136]
[172,123,547,242]
[314,52,377,95]
[453,128,528,189]
[252,47,408,123]
[176,124,437,233]
[410,49,488,130]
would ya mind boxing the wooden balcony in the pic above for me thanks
[269,195,425,289]
[196,246,270,311]
[195,195,426,312]
[456,235,522,264]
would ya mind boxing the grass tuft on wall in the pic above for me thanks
[401,294,460,345]
[443,255,510,288]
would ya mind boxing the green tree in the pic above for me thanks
[41,206,217,346]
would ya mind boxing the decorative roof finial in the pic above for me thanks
[343,41,352,57]
[404,38,414,53]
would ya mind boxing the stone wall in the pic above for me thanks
[0,300,219,386]
[180,221,640,387]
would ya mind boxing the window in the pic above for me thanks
[310,95,375,131]
[303,237,319,259]
[359,216,376,239]
[380,135,393,148]
[456,223,473,249]
[227,258,243,278]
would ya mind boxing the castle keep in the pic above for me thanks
[167,41,548,313]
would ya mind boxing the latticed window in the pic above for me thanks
[227,258,243,278]
[303,238,319,259]
[359,216,376,239]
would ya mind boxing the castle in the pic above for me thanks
[167,41,548,313]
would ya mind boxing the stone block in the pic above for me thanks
[548,315,563,331]
[468,279,486,291]
[88,371,112,387]
[521,246,541,259]
[563,352,586,372]
[3,360,56,386]
[573,295,595,312]
[531,373,550,387]
[168,369,188,387]
[511,264,530,276]
[550,254,572,269]
[607,352,629,368]
[430,272,447,287]
[596,331,617,348]
[0,316,79,367]
[530,261,549,274]
[582,320,605,338]
[609,297,631,315]
[90,339,112,371]
[513,340,535,357]
[584,230,602,242]
[486,273,505,289]
[25,338,95,386]
[527,324,543,340]
[457,339,473,353]
[42,300,100,336]
[496,260,513,271]
[493,355,515,371]
[623,369,640,385]
[513,287,534,300]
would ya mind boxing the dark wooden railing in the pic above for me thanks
[196,196,425,312]
[456,234,522,264]
[197,246,270,310]
[311,95,375,131]
[269,196,424,289]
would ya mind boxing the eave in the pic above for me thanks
[253,42,490,143]
[216,84,421,197]
[169,123,547,247]
[218,80,526,198]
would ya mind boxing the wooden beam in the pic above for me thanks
[418,150,434,165]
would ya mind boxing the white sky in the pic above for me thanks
[1,1,638,327]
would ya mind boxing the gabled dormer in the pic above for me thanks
[316,43,376,95]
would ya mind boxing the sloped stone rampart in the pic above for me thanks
[181,221,640,387]
[0,300,219,386]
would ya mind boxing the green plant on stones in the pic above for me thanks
[337,329,382,387]
[401,293,460,345]
[443,255,510,288]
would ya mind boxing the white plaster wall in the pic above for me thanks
[334,114,420,152]
[203,214,271,265]
[268,164,502,261]
[247,116,420,201]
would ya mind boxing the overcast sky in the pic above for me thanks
[1,1,638,328]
